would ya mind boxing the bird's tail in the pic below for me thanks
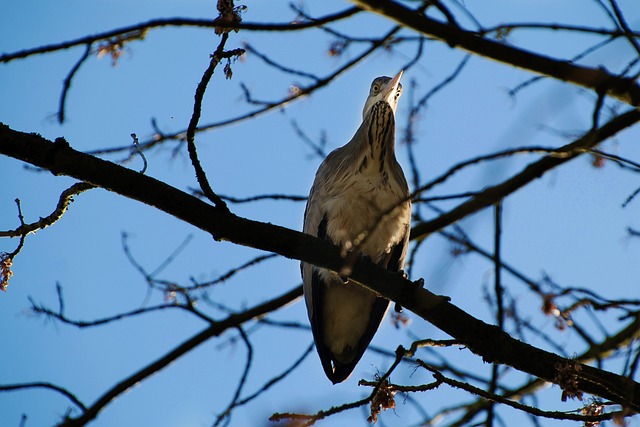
[326,360,358,384]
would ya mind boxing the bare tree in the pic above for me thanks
[2,1,640,426]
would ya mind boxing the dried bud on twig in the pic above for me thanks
[581,400,604,427]
[554,359,583,402]
[1,253,13,292]
[214,0,246,35]
[367,376,396,424]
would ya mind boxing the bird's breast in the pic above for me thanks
[323,181,410,262]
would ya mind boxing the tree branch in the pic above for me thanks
[2,122,640,411]
[0,8,361,63]
[0,182,94,238]
[51,284,302,427]
[0,382,86,412]
[410,107,640,239]
[351,0,640,106]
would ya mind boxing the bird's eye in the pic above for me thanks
[372,84,380,93]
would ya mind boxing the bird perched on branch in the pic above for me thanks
[302,71,411,383]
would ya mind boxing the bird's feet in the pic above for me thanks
[394,275,425,312]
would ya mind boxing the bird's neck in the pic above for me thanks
[355,101,397,173]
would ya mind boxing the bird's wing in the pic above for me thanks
[306,206,369,383]
[311,265,351,382]
[306,213,340,381]
[386,223,410,273]
[330,225,410,380]
[311,267,385,383]
[310,224,411,384]
[330,291,390,383]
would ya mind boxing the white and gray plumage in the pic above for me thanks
[302,71,411,383]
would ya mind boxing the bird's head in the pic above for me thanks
[362,70,403,120]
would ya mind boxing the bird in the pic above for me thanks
[301,71,411,383]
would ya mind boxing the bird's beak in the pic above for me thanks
[381,70,403,106]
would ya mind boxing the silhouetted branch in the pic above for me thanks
[218,192,306,203]
[418,362,623,423]
[507,35,619,99]
[433,314,640,425]
[290,119,327,159]
[1,183,91,291]
[58,44,91,124]
[0,199,25,290]
[215,326,253,427]
[0,8,361,63]
[2,121,640,413]
[607,0,640,56]
[0,382,86,412]
[185,31,239,214]
[186,253,277,290]
[403,54,470,200]
[628,227,640,238]
[411,108,640,239]
[0,182,94,238]
[486,202,504,426]
[352,0,640,106]
[482,22,640,38]
[216,343,314,425]
[130,133,148,174]
[30,298,209,327]
[85,26,401,158]
[53,285,302,427]
[243,43,321,82]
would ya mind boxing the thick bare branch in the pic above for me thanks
[352,0,640,106]
[2,123,640,412]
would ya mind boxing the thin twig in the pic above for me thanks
[243,43,320,81]
[607,0,640,56]
[0,182,94,238]
[411,108,640,239]
[0,8,361,63]
[56,285,302,427]
[420,362,624,423]
[186,253,277,291]
[622,186,640,208]
[215,326,253,427]
[216,343,314,424]
[185,32,237,214]
[58,43,91,124]
[87,27,401,158]
[30,297,210,327]
[0,382,87,412]
[130,133,148,174]
[487,202,504,426]
[290,119,327,159]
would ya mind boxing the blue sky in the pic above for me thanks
[2,1,640,426]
